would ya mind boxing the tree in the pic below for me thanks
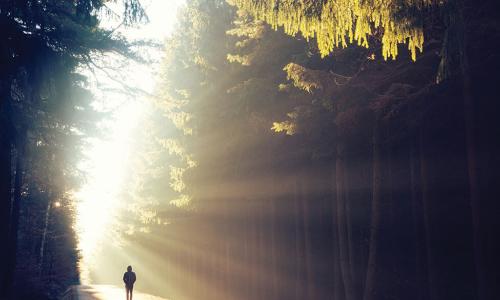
[227,0,434,60]
[0,0,147,297]
[120,1,500,299]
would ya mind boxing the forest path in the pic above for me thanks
[61,285,169,300]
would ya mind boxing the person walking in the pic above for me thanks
[123,265,137,300]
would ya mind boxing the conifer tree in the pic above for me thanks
[227,0,434,61]
[0,0,148,297]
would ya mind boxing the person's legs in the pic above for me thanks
[126,286,130,300]
[130,285,134,300]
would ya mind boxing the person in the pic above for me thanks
[123,265,137,300]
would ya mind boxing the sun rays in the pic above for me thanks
[75,101,144,283]
[74,0,186,286]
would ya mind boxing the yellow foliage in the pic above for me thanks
[228,0,435,61]
[168,111,193,135]
[271,121,296,135]
[169,166,187,192]
[158,138,197,168]
[227,53,253,66]
[158,139,197,202]
[283,63,322,92]
[170,194,192,207]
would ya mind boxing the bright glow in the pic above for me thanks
[132,0,186,40]
[70,285,168,300]
[75,101,143,283]
[74,0,186,285]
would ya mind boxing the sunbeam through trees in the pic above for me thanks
[1,0,500,300]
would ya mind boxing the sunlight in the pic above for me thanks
[74,0,186,285]
[63,285,169,300]
[75,101,143,282]
[5,0,497,299]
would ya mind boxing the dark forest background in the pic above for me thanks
[1,0,500,300]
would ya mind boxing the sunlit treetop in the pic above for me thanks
[227,0,438,61]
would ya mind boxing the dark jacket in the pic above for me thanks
[123,271,136,287]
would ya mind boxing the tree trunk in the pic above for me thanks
[257,201,266,300]
[243,206,250,300]
[456,3,485,299]
[294,180,304,300]
[336,148,355,300]
[3,141,24,296]
[0,76,12,298]
[269,197,277,300]
[224,241,230,300]
[330,163,344,300]
[362,119,382,300]
[251,205,259,300]
[344,155,358,298]
[419,128,437,300]
[300,178,315,299]
[409,139,430,300]
[39,197,52,277]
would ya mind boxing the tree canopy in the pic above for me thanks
[227,0,435,60]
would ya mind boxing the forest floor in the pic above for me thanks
[61,285,168,300]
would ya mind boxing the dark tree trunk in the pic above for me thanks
[4,141,24,296]
[38,197,52,277]
[336,147,355,300]
[294,180,305,300]
[257,201,266,300]
[343,154,358,299]
[0,76,12,298]
[419,128,437,300]
[363,119,381,300]
[330,165,344,300]
[300,178,315,300]
[456,4,485,299]
[409,139,430,300]
[269,197,277,300]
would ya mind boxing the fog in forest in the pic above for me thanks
[1,1,500,300]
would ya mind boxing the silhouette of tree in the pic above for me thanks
[0,0,147,297]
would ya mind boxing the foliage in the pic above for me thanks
[118,1,500,299]
[227,0,438,61]
[0,0,148,298]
